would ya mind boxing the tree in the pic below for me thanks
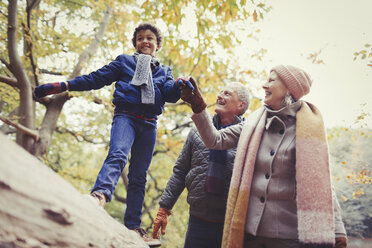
[1,1,269,246]
[1,0,113,156]
[0,0,268,156]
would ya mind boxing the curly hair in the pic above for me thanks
[131,23,163,49]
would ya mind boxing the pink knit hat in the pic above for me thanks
[271,65,312,100]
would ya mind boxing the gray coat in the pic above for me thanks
[191,105,347,238]
[159,115,242,222]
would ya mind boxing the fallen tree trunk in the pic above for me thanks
[0,132,148,248]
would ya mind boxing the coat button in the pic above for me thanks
[279,129,284,134]
[265,173,270,179]
[270,150,275,156]
[260,196,265,203]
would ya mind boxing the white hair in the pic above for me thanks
[226,82,250,115]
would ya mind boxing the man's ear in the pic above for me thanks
[238,101,247,113]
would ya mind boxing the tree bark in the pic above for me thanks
[8,0,35,151]
[0,132,148,248]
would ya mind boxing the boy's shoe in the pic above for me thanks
[90,191,106,208]
[133,227,161,247]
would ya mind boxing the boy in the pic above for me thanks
[34,23,192,247]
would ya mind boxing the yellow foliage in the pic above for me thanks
[248,97,263,112]
[352,188,365,199]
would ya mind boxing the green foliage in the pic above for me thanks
[0,84,19,114]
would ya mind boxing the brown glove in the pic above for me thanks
[335,237,347,248]
[180,77,207,113]
[152,208,171,239]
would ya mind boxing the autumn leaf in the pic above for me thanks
[253,10,258,22]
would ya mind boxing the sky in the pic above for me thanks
[241,0,372,128]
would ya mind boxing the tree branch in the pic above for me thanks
[113,191,127,204]
[91,95,114,111]
[69,6,112,79]
[0,115,39,141]
[152,148,170,157]
[0,75,18,88]
[172,120,193,132]
[32,94,52,105]
[8,0,35,150]
[24,0,42,85]
[39,68,64,76]
[0,56,12,73]
[55,126,105,145]
[26,0,42,12]
[189,51,202,76]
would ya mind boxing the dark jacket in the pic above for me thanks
[67,54,181,119]
[159,115,243,222]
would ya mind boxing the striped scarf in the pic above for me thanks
[204,115,232,195]
[222,101,335,248]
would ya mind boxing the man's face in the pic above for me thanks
[215,88,245,121]
[135,29,159,56]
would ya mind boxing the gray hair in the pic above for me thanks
[282,93,295,107]
[227,82,250,115]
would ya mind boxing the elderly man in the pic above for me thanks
[152,82,250,247]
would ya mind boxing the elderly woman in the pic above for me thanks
[180,65,347,248]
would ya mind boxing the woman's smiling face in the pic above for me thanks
[262,71,288,110]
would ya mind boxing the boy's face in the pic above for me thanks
[135,29,160,56]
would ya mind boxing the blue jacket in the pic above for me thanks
[67,54,181,119]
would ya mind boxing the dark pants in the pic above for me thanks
[92,113,157,229]
[184,215,224,248]
[244,233,300,248]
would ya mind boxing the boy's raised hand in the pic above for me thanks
[176,77,194,91]
[180,77,207,113]
[34,82,68,99]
